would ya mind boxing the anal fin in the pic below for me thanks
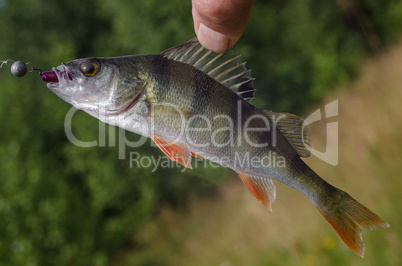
[151,136,192,169]
[237,172,276,211]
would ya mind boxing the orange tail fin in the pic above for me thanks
[316,190,389,257]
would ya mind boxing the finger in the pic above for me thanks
[192,0,255,53]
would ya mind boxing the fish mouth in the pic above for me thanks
[42,65,82,105]
[43,65,74,87]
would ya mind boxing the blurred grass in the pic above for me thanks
[116,40,402,266]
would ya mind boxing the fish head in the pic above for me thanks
[43,57,144,117]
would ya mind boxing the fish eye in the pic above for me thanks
[80,59,100,77]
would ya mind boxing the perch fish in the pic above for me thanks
[42,39,389,257]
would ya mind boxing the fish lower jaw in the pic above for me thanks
[46,83,59,90]
[73,102,102,112]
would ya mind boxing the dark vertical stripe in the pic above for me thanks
[229,99,240,149]
[190,68,212,115]
[152,55,171,103]
[185,69,214,139]
[234,100,273,149]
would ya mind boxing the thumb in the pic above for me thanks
[192,0,255,53]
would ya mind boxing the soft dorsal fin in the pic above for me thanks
[264,111,311,158]
[159,38,255,101]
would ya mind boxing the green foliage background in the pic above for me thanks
[0,0,401,265]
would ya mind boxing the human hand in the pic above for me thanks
[192,0,255,53]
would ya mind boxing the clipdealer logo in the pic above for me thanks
[63,99,339,166]
[304,99,338,166]
[128,151,287,172]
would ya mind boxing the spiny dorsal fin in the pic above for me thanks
[159,38,255,101]
[264,111,311,158]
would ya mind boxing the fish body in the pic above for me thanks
[44,39,389,257]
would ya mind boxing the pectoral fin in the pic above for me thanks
[237,172,276,211]
[191,152,204,159]
[148,104,195,119]
[151,136,192,169]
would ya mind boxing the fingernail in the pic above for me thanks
[197,23,230,53]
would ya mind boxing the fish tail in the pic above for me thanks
[316,188,390,257]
